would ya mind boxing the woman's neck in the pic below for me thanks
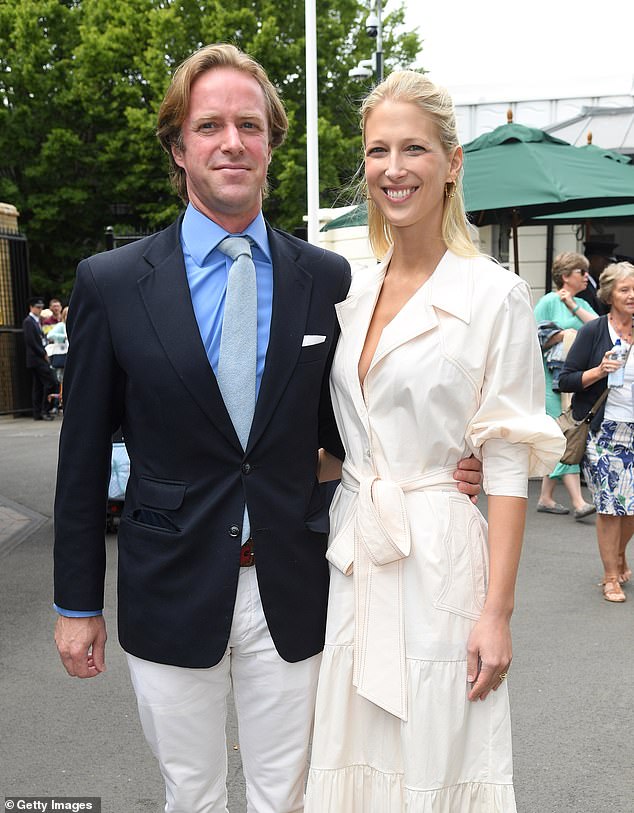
[609,310,633,342]
[389,229,447,283]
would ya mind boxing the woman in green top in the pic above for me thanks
[534,252,598,518]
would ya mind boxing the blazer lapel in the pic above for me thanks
[247,228,312,451]
[137,219,241,449]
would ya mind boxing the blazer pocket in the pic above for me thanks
[128,508,181,533]
[296,340,329,364]
[137,477,187,510]
[433,495,489,620]
[304,481,330,534]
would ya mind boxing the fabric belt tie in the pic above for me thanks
[326,463,459,721]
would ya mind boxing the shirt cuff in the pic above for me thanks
[53,604,103,617]
[482,438,530,497]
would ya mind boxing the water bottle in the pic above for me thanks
[608,338,627,388]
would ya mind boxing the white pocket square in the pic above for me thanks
[302,334,327,347]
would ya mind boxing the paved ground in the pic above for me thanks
[1,415,633,812]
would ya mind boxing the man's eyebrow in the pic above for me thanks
[192,110,266,121]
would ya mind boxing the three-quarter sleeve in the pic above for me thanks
[467,282,566,496]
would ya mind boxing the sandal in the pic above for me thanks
[618,554,631,584]
[602,578,627,603]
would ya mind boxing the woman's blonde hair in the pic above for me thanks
[157,43,288,203]
[359,70,478,260]
[598,261,634,304]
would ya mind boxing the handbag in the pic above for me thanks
[556,390,608,465]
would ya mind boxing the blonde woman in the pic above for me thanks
[306,71,564,812]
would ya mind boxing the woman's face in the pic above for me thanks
[609,275,634,318]
[364,99,461,237]
[563,267,589,294]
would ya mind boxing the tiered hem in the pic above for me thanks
[306,765,516,812]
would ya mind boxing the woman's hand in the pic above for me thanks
[598,349,623,377]
[453,455,482,504]
[581,350,621,388]
[558,289,576,310]
[317,448,343,483]
[466,611,512,702]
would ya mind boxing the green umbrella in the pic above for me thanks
[462,123,634,225]
[462,122,634,271]
[532,202,634,223]
[321,203,367,231]
[576,140,631,164]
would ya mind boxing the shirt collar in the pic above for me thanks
[181,203,271,265]
[427,250,473,324]
[361,247,472,325]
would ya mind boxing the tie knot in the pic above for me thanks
[217,236,252,262]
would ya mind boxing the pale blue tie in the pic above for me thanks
[217,236,257,543]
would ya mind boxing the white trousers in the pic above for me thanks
[127,566,321,813]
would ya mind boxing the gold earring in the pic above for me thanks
[445,181,456,199]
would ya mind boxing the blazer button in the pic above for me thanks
[229,525,240,538]
[241,463,252,475]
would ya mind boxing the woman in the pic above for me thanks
[559,262,634,603]
[45,305,68,386]
[305,71,564,812]
[533,252,597,518]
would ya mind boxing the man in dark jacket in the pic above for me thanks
[22,296,57,420]
[575,240,618,315]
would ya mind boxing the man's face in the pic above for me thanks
[30,304,43,317]
[588,254,610,279]
[50,300,62,317]
[171,67,272,232]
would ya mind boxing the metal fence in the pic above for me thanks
[0,229,31,415]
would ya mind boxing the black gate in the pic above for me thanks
[0,229,31,415]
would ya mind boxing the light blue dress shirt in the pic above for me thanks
[182,203,273,395]
[55,204,273,617]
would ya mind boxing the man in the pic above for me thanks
[22,296,57,420]
[54,44,481,813]
[576,239,618,315]
[41,297,63,334]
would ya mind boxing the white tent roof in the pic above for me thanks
[544,106,634,154]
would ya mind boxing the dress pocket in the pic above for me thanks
[433,495,489,620]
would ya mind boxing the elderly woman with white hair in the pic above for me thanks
[560,261,634,603]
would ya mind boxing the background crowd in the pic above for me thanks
[535,243,634,604]
[22,295,67,421]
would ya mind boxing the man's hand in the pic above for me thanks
[54,615,107,678]
[454,455,483,503]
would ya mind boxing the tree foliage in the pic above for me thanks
[0,0,421,296]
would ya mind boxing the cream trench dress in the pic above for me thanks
[305,249,565,813]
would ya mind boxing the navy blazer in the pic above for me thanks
[558,315,611,431]
[54,217,351,667]
[22,314,47,367]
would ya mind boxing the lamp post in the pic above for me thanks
[305,0,319,244]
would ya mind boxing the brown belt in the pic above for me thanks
[240,538,255,567]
